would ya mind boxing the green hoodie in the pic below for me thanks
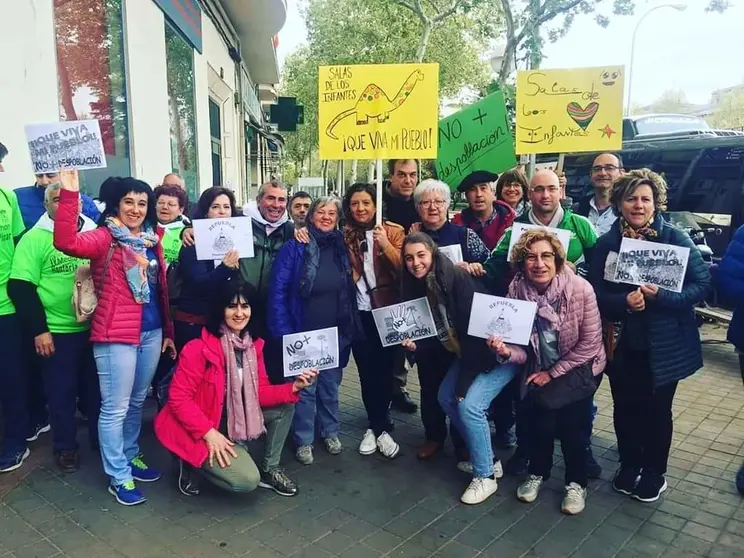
[483,208,597,294]
[0,188,25,316]
[10,212,96,333]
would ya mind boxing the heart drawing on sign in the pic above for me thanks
[566,102,600,130]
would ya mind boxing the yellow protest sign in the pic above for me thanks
[318,63,439,160]
[515,66,624,155]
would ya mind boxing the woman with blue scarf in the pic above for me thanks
[268,196,362,466]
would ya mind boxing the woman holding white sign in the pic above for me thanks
[589,170,711,504]
[268,197,362,466]
[507,230,605,515]
[343,183,404,458]
[400,232,519,504]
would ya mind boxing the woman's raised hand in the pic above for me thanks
[222,249,240,269]
[626,287,645,312]
[401,338,417,352]
[203,428,238,468]
[292,369,319,392]
[59,169,80,192]
[487,335,511,359]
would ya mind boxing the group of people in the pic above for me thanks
[0,140,738,515]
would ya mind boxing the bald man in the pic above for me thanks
[162,173,185,189]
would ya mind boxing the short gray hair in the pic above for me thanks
[413,179,451,208]
[307,196,342,227]
[44,183,62,206]
[256,180,287,202]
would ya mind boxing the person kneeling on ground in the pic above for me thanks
[155,279,317,497]
[507,230,606,515]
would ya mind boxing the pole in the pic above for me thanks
[375,159,383,226]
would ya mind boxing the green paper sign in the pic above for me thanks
[435,92,516,191]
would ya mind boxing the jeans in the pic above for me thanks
[609,350,677,475]
[352,312,399,435]
[41,331,100,453]
[0,314,28,456]
[93,329,163,485]
[528,395,593,487]
[438,360,518,478]
[292,366,342,447]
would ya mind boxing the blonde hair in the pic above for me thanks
[510,229,566,272]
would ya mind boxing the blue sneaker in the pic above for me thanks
[0,448,31,473]
[108,481,146,506]
[26,423,51,442]
[129,454,161,482]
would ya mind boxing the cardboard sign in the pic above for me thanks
[283,327,340,377]
[436,93,516,191]
[318,63,439,160]
[467,293,537,346]
[515,66,624,154]
[439,244,463,264]
[25,120,107,173]
[507,223,571,262]
[192,217,255,261]
[613,238,690,293]
[372,297,437,348]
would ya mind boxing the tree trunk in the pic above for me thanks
[350,159,358,182]
[416,22,432,62]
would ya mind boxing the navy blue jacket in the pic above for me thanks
[15,184,99,230]
[419,221,489,264]
[177,244,235,318]
[716,224,744,349]
[589,217,711,388]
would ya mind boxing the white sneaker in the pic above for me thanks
[517,475,543,503]
[359,429,377,455]
[460,477,498,505]
[561,482,587,515]
[376,432,400,459]
[324,437,342,455]
[296,445,314,465]
[456,460,503,479]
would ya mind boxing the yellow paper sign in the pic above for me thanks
[318,63,439,160]
[516,66,624,155]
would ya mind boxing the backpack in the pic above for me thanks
[72,243,115,323]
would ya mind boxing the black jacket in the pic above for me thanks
[382,184,419,233]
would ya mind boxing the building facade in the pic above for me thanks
[0,0,285,205]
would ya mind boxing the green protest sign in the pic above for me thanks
[435,92,516,191]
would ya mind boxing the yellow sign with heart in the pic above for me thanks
[515,66,625,155]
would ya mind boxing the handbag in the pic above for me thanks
[528,361,602,411]
[358,240,398,309]
[72,243,116,323]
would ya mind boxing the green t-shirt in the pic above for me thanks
[0,188,26,316]
[161,222,185,266]
[10,218,89,333]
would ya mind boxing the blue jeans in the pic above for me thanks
[292,366,342,447]
[93,329,162,485]
[438,360,518,478]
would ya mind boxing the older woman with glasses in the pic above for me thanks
[496,170,530,218]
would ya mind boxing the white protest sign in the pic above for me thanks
[507,223,571,262]
[192,217,255,261]
[372,297,437,348]
[282,327,340,377]
[439,244,463,264]
[467,293,537,346]
[25,120,106,173]
[613,238,690,293]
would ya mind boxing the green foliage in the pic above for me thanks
[707,88,744,130]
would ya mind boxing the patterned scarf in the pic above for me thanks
[343,217,376,269]
[220,325,265,442]
[105,217,160,304]
[620,216,659,241]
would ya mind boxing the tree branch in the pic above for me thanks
[432,0,466,24]
[512,0,585,54]
[394,0,429,23]
[498,0,517,83]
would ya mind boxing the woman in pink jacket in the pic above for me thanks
[54,170,175,506]
[498,229,605,516]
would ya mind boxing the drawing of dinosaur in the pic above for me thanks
[325,69,425,140]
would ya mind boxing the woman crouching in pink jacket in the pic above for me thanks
[497,229,605,516]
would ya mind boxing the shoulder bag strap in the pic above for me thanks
[96,243,116,296]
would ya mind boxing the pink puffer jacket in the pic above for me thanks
[54,189,174,345]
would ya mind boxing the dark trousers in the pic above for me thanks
[22,335,49,428]
[609,351,677,475]
[352,312,398,435]
[41,331,100,453]
[0,314,29,455]
[739,355,744,384]
[528,395,593,487]
[174,320,204,353]
[416,345,465,453]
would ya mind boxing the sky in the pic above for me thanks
[276,0,744,107]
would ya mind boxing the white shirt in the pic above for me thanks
[587,197,617,237]
[355,230,377,311]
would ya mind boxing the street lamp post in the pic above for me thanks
[626,3,687,115]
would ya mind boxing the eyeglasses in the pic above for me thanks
[529,186,560,194]
[502,183,523,191]
[525,251,556,264]
[418,199,446,208]
[591,165,620,173]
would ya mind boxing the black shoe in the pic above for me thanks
[391,393,418,414]
[177,460,200,497]
[26,422,51,442]
[504,449,529,476]
[632,474,668,503]
[55,450,80,474]
[259,468,298,497]
[612,467,641,495]
[586,449,602,479]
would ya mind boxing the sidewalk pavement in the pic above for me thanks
[0,324,742,558]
